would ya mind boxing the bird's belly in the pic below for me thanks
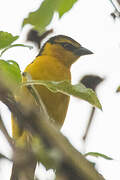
[35,85,70,128]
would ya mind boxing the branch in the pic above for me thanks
[0,80,104,180]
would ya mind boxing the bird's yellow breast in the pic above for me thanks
[25,55,71,81]
[12,55,71,140]
[24,55,71,126]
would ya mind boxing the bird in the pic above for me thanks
[10,35,93,180]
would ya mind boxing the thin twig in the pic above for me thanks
[22,72,49,121]
[83,107,95,141]
[0,114,14,148]
[109,0,120,16]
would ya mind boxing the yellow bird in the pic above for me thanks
[11,35,93,179]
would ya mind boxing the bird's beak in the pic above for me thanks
[74,46,93,56]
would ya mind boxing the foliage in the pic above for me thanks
[85,152,113,160]
[0,0,115,179]
[22,80,102,110]
[0,31,19,49]
[23,0,78,32]
[0,31,32,57]
[0,60,21,91]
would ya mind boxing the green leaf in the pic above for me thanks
[56,0,78,18]
[22,0,78,31]
[0,31,19,49]
[0,59,21,91]
[22,80,102,110]
[0,44,33,57]
[23,0,57,32]
[85,152,113,160]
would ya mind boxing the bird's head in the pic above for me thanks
[38,35,93,67]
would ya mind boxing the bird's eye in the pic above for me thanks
[62,43,70,48]
[62,43,76,51]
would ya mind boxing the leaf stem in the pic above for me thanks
[0,44,33,57]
